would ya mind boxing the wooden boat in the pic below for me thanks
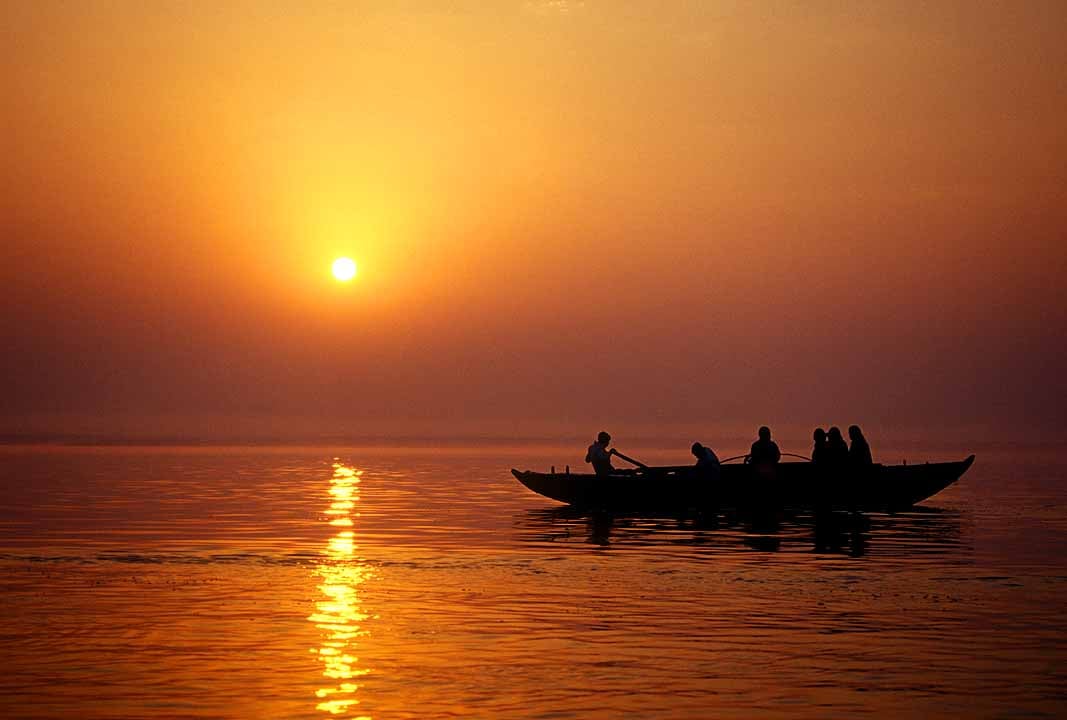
[511,455,974,511]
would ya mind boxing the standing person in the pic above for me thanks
[747,426,781,466]
[585,431,617,476]
[811,428,828,464]
[848,425,873,466]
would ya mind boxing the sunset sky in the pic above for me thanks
[4,1,1065,443]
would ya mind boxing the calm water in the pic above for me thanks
[1,443,1065,718]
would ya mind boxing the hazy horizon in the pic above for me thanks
[1,415,1057,456]
[5,1,1065,443]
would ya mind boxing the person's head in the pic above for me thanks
[758,426,771,441]
[813,428,826,443]
[848,425,863,440]
[828,426,842,441]
[691,442,704,457]
[597,431,611,445]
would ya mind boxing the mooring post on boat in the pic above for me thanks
[565,465,569,474]
[551,465,555,475]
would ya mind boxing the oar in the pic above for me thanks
[612,449,649,469]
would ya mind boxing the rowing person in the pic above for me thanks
[585,431,617,476]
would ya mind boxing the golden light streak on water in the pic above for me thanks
[310,462,372,718]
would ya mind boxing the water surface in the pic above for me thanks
[1,444,1064,718]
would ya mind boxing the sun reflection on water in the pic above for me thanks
[309,462,372,717]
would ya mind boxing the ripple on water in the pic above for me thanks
[0,446,1065,719]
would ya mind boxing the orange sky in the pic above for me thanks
[3,1,1065,442]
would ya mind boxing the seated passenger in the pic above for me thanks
[811,428,828,464]
[585,431,617,476]
[691,442,721,479]
[747,426,781,465]
[848,425,873,466]
[826,426,849,466]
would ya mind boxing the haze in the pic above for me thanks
[3,1,1065,444]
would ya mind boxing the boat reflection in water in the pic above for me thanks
[517,505,962,558]
[308,462,372,717]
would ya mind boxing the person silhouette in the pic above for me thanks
[585,431,617,475]
[826,426,849,467]
[747,426,781,465]
[811,428,828,464]
[848,425,873,466]
[691,442,721,479]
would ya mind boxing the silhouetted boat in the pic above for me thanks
[511,456,974,511]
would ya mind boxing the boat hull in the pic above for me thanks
[511,456,974,511]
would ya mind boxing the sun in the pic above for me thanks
[331,257,357,282]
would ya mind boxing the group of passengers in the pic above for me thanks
[585,425,873,476]
[811,425,872,468]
